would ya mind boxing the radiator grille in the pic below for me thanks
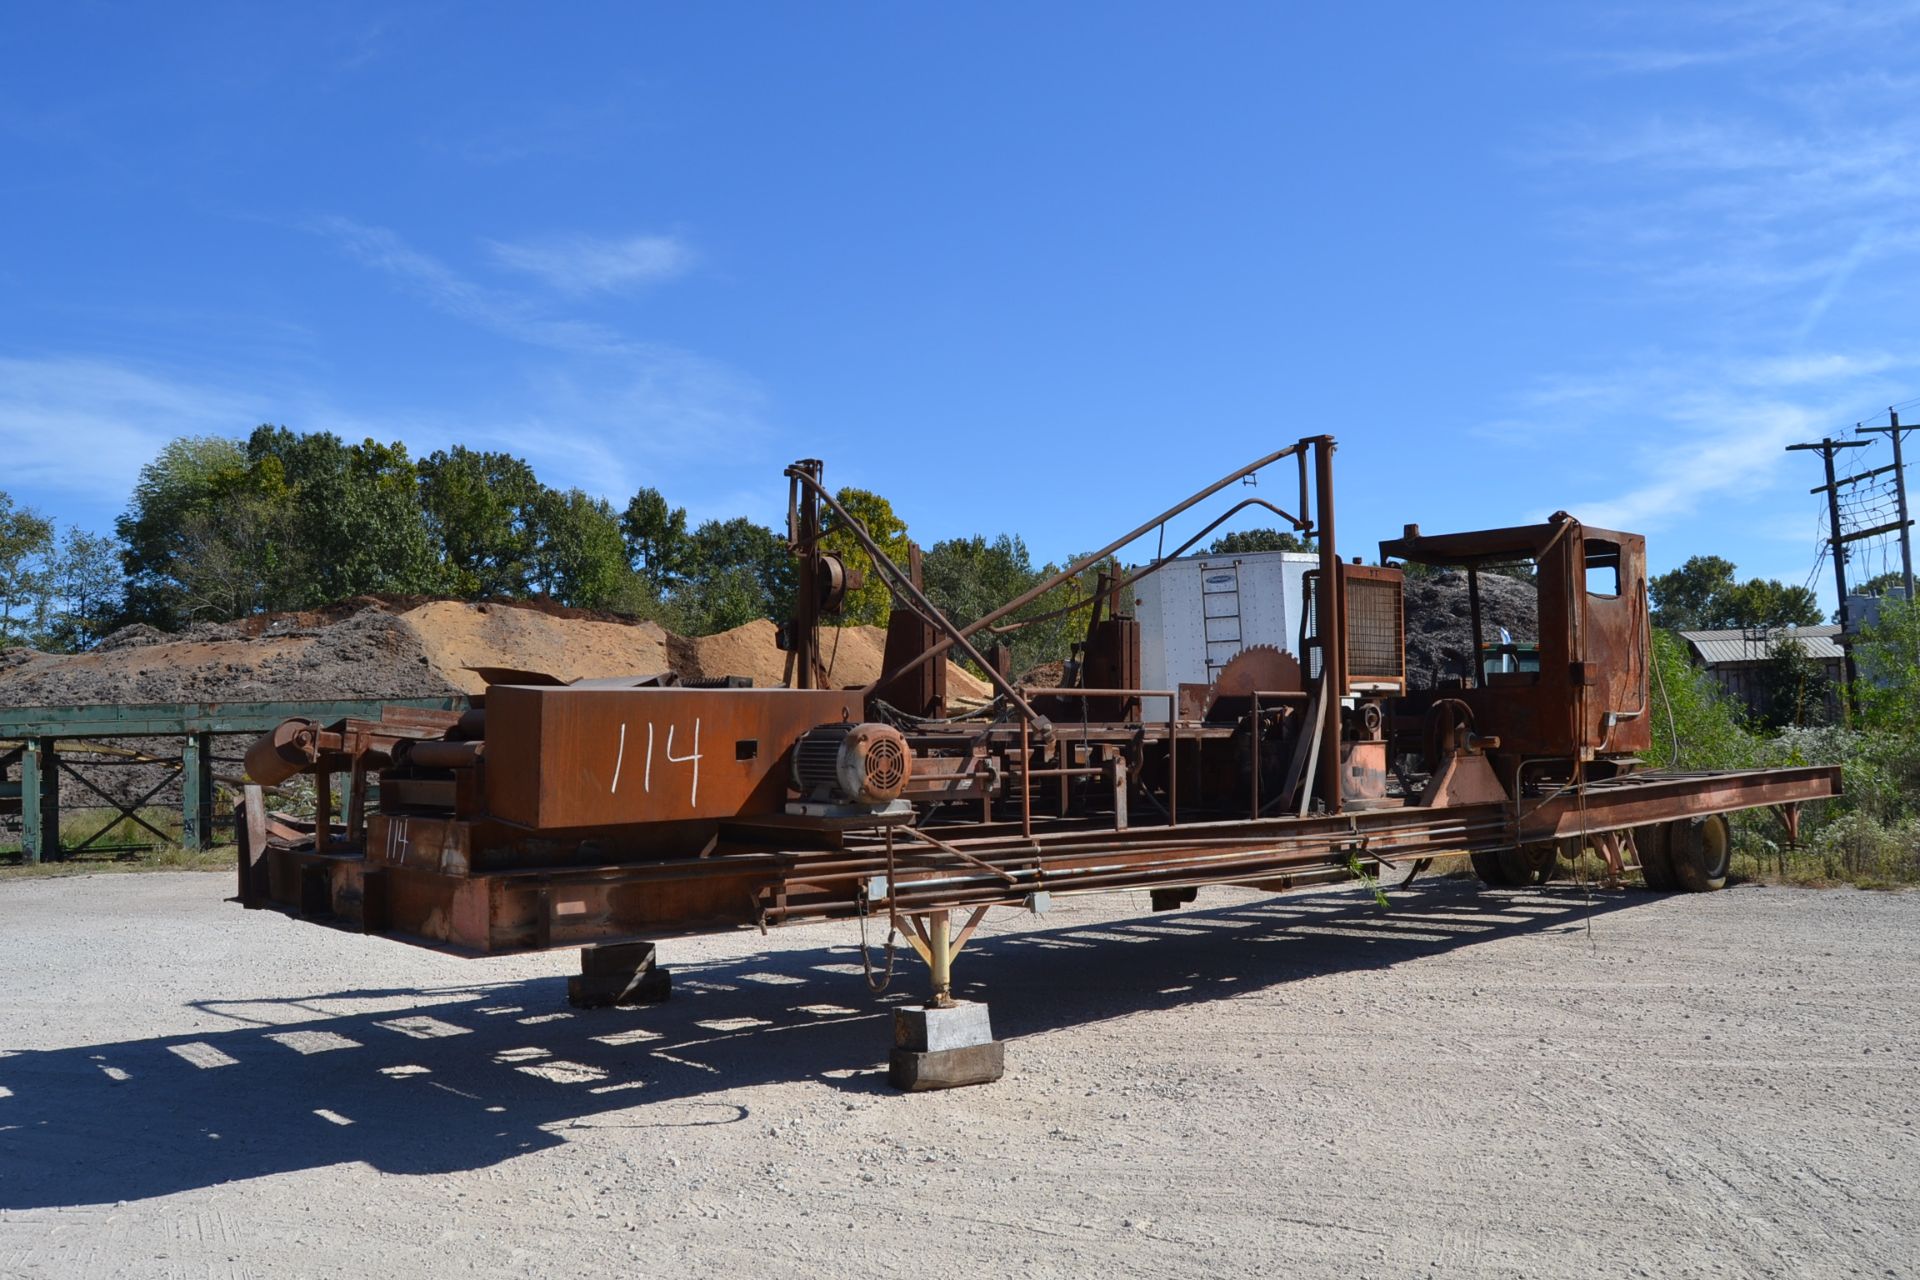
[1344,569,1405,686]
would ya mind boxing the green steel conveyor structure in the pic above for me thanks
[0,698,467,864]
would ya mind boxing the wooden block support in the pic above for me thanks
[568,942,672,1008]
[889,1042,1006,1091]
[888,1002,1005,1090]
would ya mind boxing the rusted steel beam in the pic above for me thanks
[1517,766,1841,841]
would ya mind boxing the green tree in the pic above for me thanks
[925,534,1039,630]
[1752,635,1834,730]
[821,487,909,627]
[419,446,540,597]
[119,428,444,622]
[923,533,1115,677]
[1856,569,1911,599]
[1646,629,1759,770]
[673,517,793,633]
[527,487,629,608]
[0,492,56,648]
[116,435,253,626]
[1651,554,1818,630]
[1208,528,1309,555]
[1650,555,1737,630]
[40,528,125,651]
[1854,596,1920,731]
[1719,578,1823,630]
[246,427,442,605]
[621,486,690,591]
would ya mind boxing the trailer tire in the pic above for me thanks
[1667,814,1731,893]
[1637,824,1677,890]
[1497,843,1558,885]
[1470,851,1514,885]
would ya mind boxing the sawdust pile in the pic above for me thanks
[404,601,673,696]
[682,620,993,698]
[0,599,995,707]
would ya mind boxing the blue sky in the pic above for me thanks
[5,3,1920,609]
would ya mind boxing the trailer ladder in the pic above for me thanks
[1200,559,1245,681]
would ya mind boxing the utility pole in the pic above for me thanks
[1854,407,1917,603]
[1787,435,1869,719]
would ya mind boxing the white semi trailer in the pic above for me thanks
[1127,549,1319,721]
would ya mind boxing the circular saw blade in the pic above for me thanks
[1212,644,1302,700]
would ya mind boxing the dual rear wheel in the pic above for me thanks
[1471,813,1732,893]
[1638,814,1732,893]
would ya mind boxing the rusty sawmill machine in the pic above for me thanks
[238,436,1840,1088]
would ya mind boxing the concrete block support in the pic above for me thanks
[568,941,672,1008]
[889,1001,1005,1090]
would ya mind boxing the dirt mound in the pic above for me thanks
[0,609,453,706]
[1403,570,1538,690]
[682,620,993,699]
[0,599,999,709]
[400,601,673,696]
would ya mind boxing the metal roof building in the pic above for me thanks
[1676,624,1843,720]
[1677,625,1843,667]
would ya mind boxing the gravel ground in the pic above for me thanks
[0,873,1914,1279]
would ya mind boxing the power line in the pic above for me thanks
[1785,434,1870,719]
[1854,408,1917,603]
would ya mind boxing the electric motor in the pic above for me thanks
[791,721,912,806]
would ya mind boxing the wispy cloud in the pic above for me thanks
[2,218,768,529]
[0,356,271,510]
[1539,8,1920,331]
[1580,2,1920,75]
[312,215,627,354]
[486,233,695,295]
[1488,348,1915,535]
[1499,5,1920,568]
[308,216,771,487]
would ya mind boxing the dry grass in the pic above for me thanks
[0,806,233,880]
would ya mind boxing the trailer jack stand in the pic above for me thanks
[888,909,1004,1091]
[567,941,672,1009]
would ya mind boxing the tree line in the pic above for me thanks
[0,425,1229,673]
[4,423,1868,703]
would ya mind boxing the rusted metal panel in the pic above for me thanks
[484,685,861,830]
[873,607,947,718]
[367,813,472,875]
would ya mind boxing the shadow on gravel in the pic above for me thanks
[0,880,1643,1207]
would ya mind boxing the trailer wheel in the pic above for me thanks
[1496,843,1558,885]
[1666,814,1731,892]
[1470,851,1513,885]
[1637,824,1677,891]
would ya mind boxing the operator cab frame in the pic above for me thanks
[1380,513,1650,763]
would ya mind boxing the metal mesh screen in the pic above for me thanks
[1344,574,1404,682]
